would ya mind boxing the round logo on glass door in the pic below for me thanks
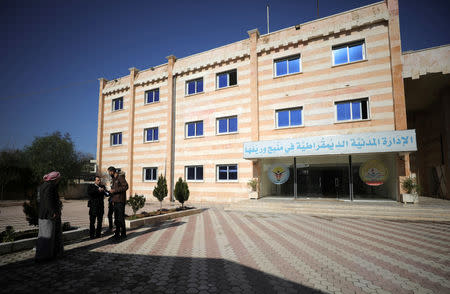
[268,164,290,185]
[359,160,388,186]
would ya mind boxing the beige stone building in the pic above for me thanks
[97,0,420,202]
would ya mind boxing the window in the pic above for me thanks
[112,97,123,111]
[143,167,157,182]
[144,127,159,142]
[186,121,203,138]
[217,164,238,181]
[186,78,204,95]
[335,99,369,122]
[217,69,237,89]
[217,116,238,134]
[111,132,122,146]
[332,41,365,66]
[274,55,301,77]
[186,166,203,181]
[145,89,159,104]
[276,107,303,128]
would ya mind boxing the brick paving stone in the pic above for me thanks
[1,207,450,294]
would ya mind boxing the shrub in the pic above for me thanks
[1,226,15,243]
[401,176,419,194]
[174,177,190,208]
[127,194,146,216]
[62,222,72,231]
[153,174,168,214]
[247,178,259,191]
[23,193,39,227]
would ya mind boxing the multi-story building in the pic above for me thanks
[97,0,417,202]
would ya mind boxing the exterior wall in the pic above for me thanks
[97,1,406,202]
[257,22,395,141]
[101,76,131,174]
[132,65,169,197]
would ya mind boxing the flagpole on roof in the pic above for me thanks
[267,4,270,34]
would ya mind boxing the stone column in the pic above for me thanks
[248,29,261,194]
[387,0,407,131]
[166,55,177,201]
[127,67,139,197]
[248,29,260,142]
[387,0,409,201]
[96,78,107,175]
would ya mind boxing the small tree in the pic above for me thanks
[127,194,146,217]
[174,177,190,209]
[153,174,168,214]
[23,190,39,226]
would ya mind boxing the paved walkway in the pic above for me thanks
[1,208,450,293]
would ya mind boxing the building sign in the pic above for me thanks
[244,130,417,158]
[359,160,388,186]
[268,164,290,185]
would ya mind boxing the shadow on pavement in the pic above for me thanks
[0,218,324,294]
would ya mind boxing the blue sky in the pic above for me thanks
[1,0,449,157]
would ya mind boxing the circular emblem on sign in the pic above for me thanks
[359,160,388,186]
[268,164,290,185]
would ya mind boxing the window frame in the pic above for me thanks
[332,40,366,66]
[216,116,238,135]
[185,121,204,138]
[275,107,304,129]
[143,167,158,182]
[216,69,238,89]
[335,98,370,123]
[144,127,159,143]
[112,97,123,112]
[185,78,204,96]
[145,88,160,105]
[110,132,122,146]
[216,164,238,182]
[185,165,204,182]
[273,54,301,77]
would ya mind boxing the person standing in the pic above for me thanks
[87,176,107,238]
[35,171,64,262]
[107,166,128,240]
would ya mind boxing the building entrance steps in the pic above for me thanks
[223,196,450,222]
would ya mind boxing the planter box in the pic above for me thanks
[0,227,89,255]
[249,191,259,199]
[402,193,419,204]
[104,208,204,230]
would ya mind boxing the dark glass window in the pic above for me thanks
[217,116,238,134]
[276,108,303,127]
[145,89,159,104]
[112,97,123,111]
[336,99,369,121]
[217,165,238,181]
[333,41,365,65]
[274,55,301,77]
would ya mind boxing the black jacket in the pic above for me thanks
[87,183,106,215]
[38,181,62,219]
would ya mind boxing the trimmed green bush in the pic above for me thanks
[174,177,190,208]
[153,174,168,214]
[127,194,146,216]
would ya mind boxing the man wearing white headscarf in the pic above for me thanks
[35,171,64,262]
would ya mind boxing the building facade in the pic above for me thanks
[97,0,416,202]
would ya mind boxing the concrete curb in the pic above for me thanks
[104,208,205,229]
[0,227,89,255]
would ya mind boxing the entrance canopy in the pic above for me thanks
[243,130,417,159]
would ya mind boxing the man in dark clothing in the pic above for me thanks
[108,166,128,240]
[35,171,64,262]
[87,176,107,238]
